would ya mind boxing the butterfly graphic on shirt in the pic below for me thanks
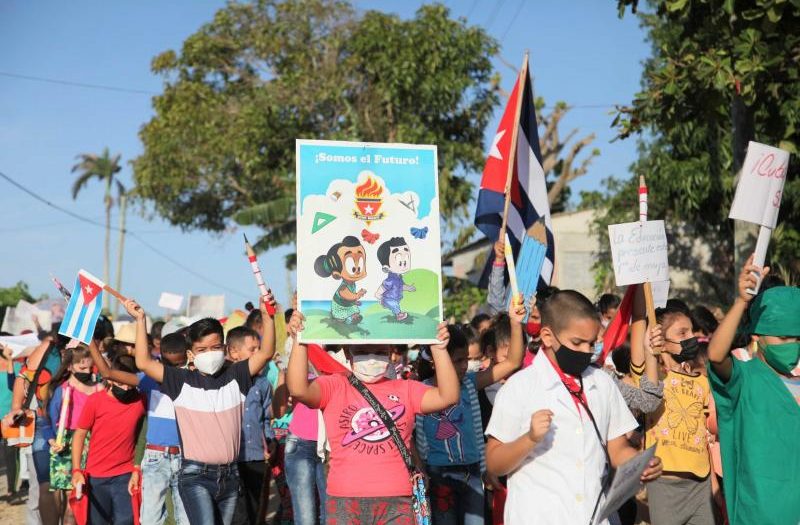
[665,396,703,434]
[430,405,465,462]
[410,226,428,240]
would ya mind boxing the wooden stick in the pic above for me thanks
[498,52,530,241]
[103,284,128,304]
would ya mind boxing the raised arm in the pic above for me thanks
[487,240,507,315]
[476,299,526,390]
[88,338,139,386]
[125,299,164,383]
[272,370,290,419]
[708,255,768,382]
[249,293,277,376]
[286,311,322,408]
[631,285,660,384]
[420,323,460,414]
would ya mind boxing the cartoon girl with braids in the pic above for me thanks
[314,236,368,324]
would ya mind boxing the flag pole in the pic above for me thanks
[639,176,658,333]
[498,51,529,242]
[103,284,128,305]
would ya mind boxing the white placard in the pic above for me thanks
[0,333,41,359]
[651,279,670,308]
[186,294,225,319]
[594,445,657,524]
[729,141,789,228]
[158,292,184,311]
[608,220,670,287]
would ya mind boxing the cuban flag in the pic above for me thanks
[474,56,555,290]
[58,270,104,344]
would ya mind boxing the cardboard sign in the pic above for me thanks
[651,279,670,308]
[186,295,225,318]
[296,140,443,344]
[608,220,669,287]
[729,141,790,228]
[158,292,184,311]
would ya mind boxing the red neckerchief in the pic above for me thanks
[545,351,588,416]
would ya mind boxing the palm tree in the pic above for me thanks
[71,148,123,313]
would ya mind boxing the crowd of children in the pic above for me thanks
[1,249,799,525]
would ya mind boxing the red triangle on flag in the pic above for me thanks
[480,70,524,194]
[78,273,103,305]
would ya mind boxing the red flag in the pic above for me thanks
[131,467,142,525]
[600,284,637,363]
[479,72,524,194]
[307,344,349,375]
[68,477,89,525]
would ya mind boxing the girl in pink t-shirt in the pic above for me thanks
[46,344,101,522]
[287,312,460,525]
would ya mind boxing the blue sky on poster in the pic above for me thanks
[0,0,649,315]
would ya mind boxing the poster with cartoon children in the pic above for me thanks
[296,139,443,344]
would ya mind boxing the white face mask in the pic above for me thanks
[193,350,226,375]
[351,353,391,383]
[467,359,483,373]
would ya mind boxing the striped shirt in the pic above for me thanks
[161,360,252,465]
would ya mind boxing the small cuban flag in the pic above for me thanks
[58,270,104,345]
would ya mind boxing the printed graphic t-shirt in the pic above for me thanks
[161,360,252,465]
[633,364,710,477]
[77,391,145,477]
[315,374,429,497]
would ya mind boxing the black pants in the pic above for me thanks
[232,461,268,524]
[1,439,18,494]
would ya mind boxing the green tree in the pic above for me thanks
[0,281,36,329]
[71,147,124,312]
[442,276,487,322]
[133,0,499,260]
[599,0,800,303]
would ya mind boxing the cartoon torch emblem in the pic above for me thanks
[353,175,385,225]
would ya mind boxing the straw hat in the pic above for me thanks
[114,323,137,345]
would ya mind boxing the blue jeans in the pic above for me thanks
[284,434,326,525]
[88,473,133,525]
[178,460,239,525]
[427,463,484,525]
[141,448,189,525]
[32,421,51,483]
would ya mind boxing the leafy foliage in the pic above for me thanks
[133,0,499,257]
[0,281,35,308]
[601,0,800,303]
[442,276,487,322]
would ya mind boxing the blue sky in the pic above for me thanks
[0,0,649,316]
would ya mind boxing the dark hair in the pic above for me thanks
[244,301,255,312]
[93,315,114,342]
[226,326,260,348]
[377,237,408,267]
[480,313,513,355]
[540,290,599,334]
[611,344,631,375]
[150,321,165,340]
[655,304,692,332]
[536,286,560,307]
[597,293,621,315]
[760,274,785,292]
[314,236,362,279]
[460,324,480,347]
[445,325,468,356]
[470,313,491,330]
[111,353,137,374]
[690,306,718,336]
[284,308,294,324]
[245,309,262,330]
[414,347,434,381]
[50,345,92,388]
[187,318,224,345]
[160,332,189,356]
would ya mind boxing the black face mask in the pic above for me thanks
[111,385,138,403]
[554,341,593,377]
[73,372,93,385]
[670,337,699,364]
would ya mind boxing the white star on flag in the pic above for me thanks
[489,129,506,160]
[85,285,93,294]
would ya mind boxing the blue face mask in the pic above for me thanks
[407,349,420,362]
[591,341,604,363]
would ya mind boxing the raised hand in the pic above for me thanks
[494,239,505,262]
[508,297,527,324]
[738,254,770,301]
[124,299,145,321]
[288,310,306,339]
[646,324,664,355]
[430,322,450,352]
[260,291,277,317]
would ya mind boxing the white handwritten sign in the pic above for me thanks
[729,141,789,228]
[651,279,670,308]
[608,220,669,287]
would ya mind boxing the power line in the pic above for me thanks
[0,71,158,96]
[484,0,507,30]
[466,0,481,19]
[0,170,252,300]
[499,0,526,41]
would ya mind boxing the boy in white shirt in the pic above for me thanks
[485,290,663,524]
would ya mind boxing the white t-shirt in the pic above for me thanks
[486,354,637,525]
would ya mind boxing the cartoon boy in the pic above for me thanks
[375,237,416,321]
[314,236,368,324]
